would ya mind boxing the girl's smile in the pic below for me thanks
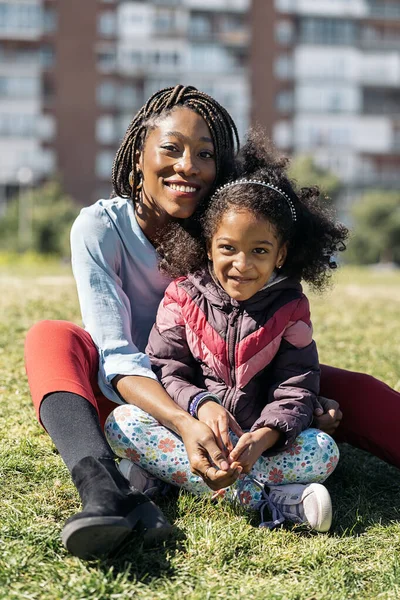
[208,208,287,301]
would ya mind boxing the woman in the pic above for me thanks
[25,85,400,560]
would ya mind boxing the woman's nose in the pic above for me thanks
[174,152,200,175]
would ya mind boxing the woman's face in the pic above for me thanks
[136,107,216,238]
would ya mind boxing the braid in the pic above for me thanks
[111,84,239,201]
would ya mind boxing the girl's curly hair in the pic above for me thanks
[159,128,348,291]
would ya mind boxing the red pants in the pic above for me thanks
[25,320,400,468]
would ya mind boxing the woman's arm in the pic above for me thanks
[71,205,159,403]
[114,375,241,490]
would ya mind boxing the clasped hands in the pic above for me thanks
[181,396,342,491]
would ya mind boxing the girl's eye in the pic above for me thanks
[219,244,235,252]
[253,248,268,254]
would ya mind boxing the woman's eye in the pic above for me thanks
[200,150,214,159]
[161,144,178,152]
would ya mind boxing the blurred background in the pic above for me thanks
[0,0,399,265]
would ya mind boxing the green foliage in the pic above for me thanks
[346,191,400,265]
[0,181,79,257]
[288,154,342,203]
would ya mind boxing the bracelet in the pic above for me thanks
[189,392,221,418]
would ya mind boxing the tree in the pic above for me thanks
[0,180,79,257]
[288,154,342,203]
[345,191,400,265]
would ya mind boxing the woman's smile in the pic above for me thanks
[136,107,216,240]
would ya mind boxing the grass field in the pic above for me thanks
[0,261,399,600]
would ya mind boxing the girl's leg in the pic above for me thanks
[320,365,400,468]
[105,404,213,498]
[106,407,339,512]
[24,320,171,558]
[230,428,339,509]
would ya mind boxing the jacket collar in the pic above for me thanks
[187,265,301,310]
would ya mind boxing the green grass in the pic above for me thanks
[1,262,400,600]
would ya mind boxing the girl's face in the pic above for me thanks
[136,107,216,239]
[207,208,287,302]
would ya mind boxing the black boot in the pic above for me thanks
[61,456,173,559]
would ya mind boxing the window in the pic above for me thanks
[0,3,42,34]
[274,54,293,79]
[275,20,294,45]
[119,84,141,110]
[97,45,116,71]
[0,113,35,137]
[96,116,116,144]
[276,90,293,113]
[37,114,56,140]
[40,45,55,68]
[43,8,57,33]
[0,76,39,98]
[96,151,114,179]
[98,12,116,37]
[190,14,212,37]
[299,18,357,46]
[97,81,117,107]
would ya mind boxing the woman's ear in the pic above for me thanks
[276,242,288,269]
[206,242,212,262]
[135,149,143,173]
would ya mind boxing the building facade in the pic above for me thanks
[0,0,249,206]
[251,0,400,209]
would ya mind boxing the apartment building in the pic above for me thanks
[0,0,249,206]
[0,0,56,207]
[251,0,400,209]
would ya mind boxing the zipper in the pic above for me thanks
[224,306,240,412]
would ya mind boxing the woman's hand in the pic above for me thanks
[197,400,244,456]
[179,418,242,491]
[228,427,280,474]
[313,396,343,435]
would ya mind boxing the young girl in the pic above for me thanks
[104,131,349,532]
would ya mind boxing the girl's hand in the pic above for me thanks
[179,418,242,490]
[197,400,244,457]
[228,427,281,473]
[313,396,343,435]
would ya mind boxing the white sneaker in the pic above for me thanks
[268,483,332,532]
[117,459,166,499]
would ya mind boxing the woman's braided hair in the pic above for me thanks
[111,84,240,200]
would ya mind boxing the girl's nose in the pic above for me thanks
[174,152,200,176]
[233,253,251,271]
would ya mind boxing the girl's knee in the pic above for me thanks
[106,404,153,428]
[306,428,340,476]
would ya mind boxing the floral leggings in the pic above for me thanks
[104,405,339,510]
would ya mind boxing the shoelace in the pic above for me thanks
[235,474,285,530]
